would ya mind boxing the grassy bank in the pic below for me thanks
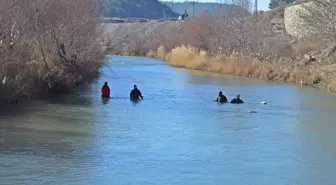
[0,0,104,103]
[147,45,323,86]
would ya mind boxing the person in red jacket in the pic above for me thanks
[101,82,110,98]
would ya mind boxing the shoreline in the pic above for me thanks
[112,52,334,94]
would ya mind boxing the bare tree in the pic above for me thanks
[0,0,103,101]
[182,15,217,52]
[215,0,253,53]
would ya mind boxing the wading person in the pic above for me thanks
[215,91,228,103]
[230,94,244,104]
[101,82,110,98]
[130,84,143,101]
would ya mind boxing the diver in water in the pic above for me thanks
[215,91,228,103]
[230,94,244,104]
[130,84,143,101]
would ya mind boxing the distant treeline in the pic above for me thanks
[99,0,178,19]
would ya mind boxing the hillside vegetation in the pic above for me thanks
[100,0,178,19]
[104,0,336,92]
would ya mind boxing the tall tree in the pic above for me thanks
[269,0,295,9]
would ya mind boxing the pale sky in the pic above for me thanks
[161,0,270,10]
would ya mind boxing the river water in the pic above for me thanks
[1,56,336,185]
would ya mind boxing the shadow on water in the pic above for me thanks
[130,99,142,107]
[101,97,110,105]
[0,83,93,118]
[0,84,95,160]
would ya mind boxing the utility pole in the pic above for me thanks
[254,0,258,20]
[190,1,196,18]
[254,0,258,13]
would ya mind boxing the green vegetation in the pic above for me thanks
[100,0,178,19]
[269,0,296,9]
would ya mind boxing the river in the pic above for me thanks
[1,56,336,185]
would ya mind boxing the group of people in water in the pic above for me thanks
[101,82,243,104]
[216,91,244,104]
[101,82,143,101]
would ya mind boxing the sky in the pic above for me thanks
[161,0,270,11]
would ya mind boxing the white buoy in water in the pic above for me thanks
[261,101,267,104]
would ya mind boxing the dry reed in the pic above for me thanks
[147,45,323,86]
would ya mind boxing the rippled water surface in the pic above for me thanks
[1,56,336,185]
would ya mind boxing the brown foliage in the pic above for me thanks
[0,0,103,102]
[140,1,281,57]
[149,45,323,86]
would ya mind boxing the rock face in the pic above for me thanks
[284,1,319,38]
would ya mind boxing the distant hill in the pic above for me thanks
[161,1,223,17]
[100,0,178,19]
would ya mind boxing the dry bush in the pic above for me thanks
[293,38,327,55]
[168,45,207,69]
[262,37,294,57]
[155,45,167,61]
[141,16,217,56]
[145,45,167,60]
[182,16,216,52]
[152,45,322,86]
[146,50,156,58]
[0,0,103,102]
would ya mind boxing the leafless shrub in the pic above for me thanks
[0,0,103,102]
[262,37,293,57]
[293,37,327,55]
[151,45,322,86]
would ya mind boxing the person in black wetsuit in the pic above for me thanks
[130,84,143,101]
[230,94,244,104]
[216,91,228,103]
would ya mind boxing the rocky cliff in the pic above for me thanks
[284,1,318,38]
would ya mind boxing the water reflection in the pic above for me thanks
[101,97,110,105]
[131,99,141,107]
[0,93,94,157]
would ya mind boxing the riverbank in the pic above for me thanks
[0,0,103,103]
[102,2,336,92]
[144,45,332,91]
